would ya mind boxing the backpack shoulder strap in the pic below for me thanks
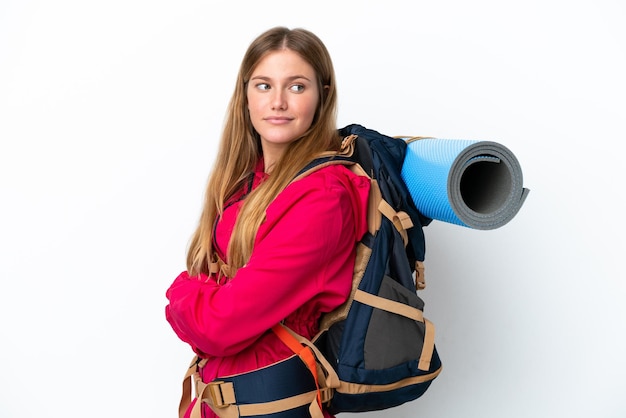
[291,134,362,182]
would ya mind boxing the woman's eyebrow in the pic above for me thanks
[250,74,312,82]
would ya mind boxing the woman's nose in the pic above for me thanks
[270,90,287,110]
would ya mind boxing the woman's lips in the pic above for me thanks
[264,116,292,124]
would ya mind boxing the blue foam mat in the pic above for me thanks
[401,138,529,230]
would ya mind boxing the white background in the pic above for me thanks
[1,1,625,417]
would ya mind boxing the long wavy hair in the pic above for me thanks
[186,27,341,276]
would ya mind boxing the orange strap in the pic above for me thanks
[271,324,323,408]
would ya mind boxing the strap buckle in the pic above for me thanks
[415,260,426,290]
[206,381,231,409]
[319,387,334,404]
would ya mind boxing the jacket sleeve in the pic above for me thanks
[165,167,370,357]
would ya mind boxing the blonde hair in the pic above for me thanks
[187,27,341,276]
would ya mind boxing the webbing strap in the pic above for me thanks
[196,382,318,418]
[209,256,234,281]
[418,319,437,371]
[273,324,340,390]
[367,180,382,235]
[271,324,325,418]
[354,289,424,322]
[378,200,413,246]
[237,390,319,416]
[180,356,208,418]
[336,365,442,395]
[179,356,198,418]
[189,378,207,418]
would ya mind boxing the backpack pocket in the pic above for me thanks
[364,275,427,369]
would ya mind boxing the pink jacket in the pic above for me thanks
[165,161,370,418]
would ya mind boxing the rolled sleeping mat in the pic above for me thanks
[400,137,530,230]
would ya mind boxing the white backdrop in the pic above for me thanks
[1,1,625,417]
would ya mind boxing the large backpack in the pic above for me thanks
[179,124,442,418]
[273,123,442,414]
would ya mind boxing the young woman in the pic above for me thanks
[165,27,370,418]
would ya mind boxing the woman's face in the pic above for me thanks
[247,49,319,160]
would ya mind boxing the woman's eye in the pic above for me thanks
[290,84,305,93]
[256,83,270,91]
